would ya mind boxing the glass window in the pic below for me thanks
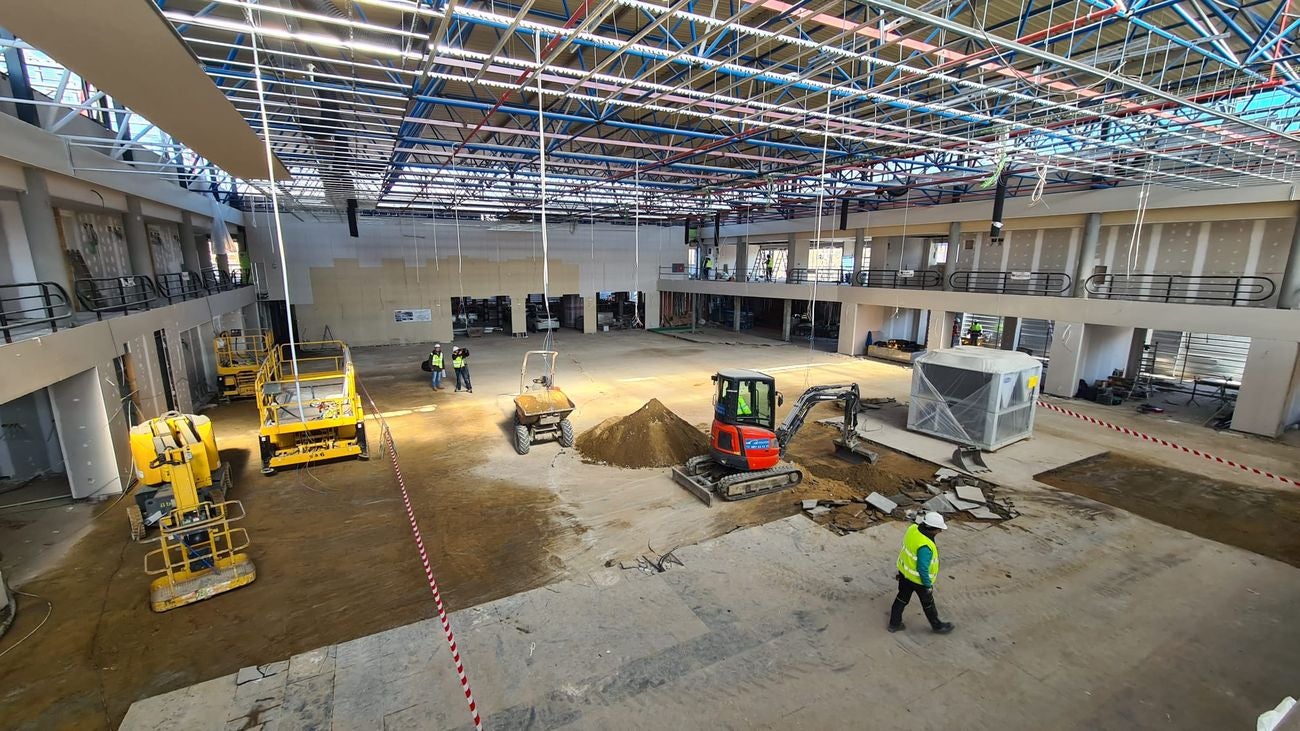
[735,379,772,425]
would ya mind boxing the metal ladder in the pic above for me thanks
[748,248,787,282]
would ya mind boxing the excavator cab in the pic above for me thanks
[710,370,784,472]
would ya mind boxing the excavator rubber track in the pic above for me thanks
[672,456,802,506]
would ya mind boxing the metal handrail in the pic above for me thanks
[950,270,1072,296]
[156,271,206,302]
[788,267,853,285]
[201,267,231,292]
[1084,273,1275,305]
[228,269,252,288]
[74,275,158,319]
[0,281,74,344]
[856,269,943,289]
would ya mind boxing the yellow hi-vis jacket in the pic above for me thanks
[897,524,939,587]
[452,354,466,369]
[430,353,443,368]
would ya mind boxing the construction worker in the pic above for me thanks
[968,320,983,344]
[737,388,752,417]
[888,512,955,634]
[452,346,472,393]
[702,253,713,280]
[429,343,445,391]
[764,253,774,282]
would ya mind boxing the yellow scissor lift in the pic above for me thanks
[255,340,369,475]
[214,329,274,400]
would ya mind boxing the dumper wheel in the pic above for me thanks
[558,419,575,448]
[127,504,146,542]
[514,423,531,455]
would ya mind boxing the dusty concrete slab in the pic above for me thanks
[123,505,1300,730]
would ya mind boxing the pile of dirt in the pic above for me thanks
[577,399,709,468]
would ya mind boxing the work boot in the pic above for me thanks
[887,622,905,633]
[932,622,955,635]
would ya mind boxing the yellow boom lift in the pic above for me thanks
[255,340,369,474]
[213,328,274,400]
[128,412,255,611]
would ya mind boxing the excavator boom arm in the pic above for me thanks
[774,383,860,456]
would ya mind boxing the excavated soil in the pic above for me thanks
[784,423,939,500]
[1037,452,1300,568]
[576,399,709,468]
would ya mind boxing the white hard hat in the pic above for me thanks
[920,512,948,531]
[433,343,442,349]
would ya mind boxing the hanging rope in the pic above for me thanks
[804,91,833,385]
[245,5,304,426]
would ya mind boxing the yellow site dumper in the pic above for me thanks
[129,412,255,611]
[256,340,369,474]
[214,329,274,400]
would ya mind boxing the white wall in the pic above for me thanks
[247,216,683,346]
[1079,325,1136,384]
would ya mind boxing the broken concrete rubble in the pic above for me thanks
[967,506,1001,520]
[944,492,982,511]
[923,495,957,514]
[866,492,898,514]
[955,485,986,503]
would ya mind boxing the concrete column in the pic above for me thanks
[1043,322,1086,397]
[214,232,230,273]
[787,234,809,280]
[1232,339,1300,435]
[124,195,154,277]
[781,299,793,341]
[733,237,750,282]
[1277,204,1300,309]
[16,168,72,295]
[732,296,742,331]
[643,290,660,329]
[179,212,201,272]
[583,295,597,334]
[851,229,865,285]
[195,228,213,269]
[943,221,962,290]
[510,294,527,336]
[923,309,955,351]
[1073,212,1102,297]
[49,368,123,498]
[1125,328,1149,378]
[999,316,1021,351]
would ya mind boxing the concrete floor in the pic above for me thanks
[4,330,1300,728]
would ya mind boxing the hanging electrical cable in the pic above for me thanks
[245,4,305,427]
[633,160,643,328]
[535,30,555,353]
[803,90,833,384]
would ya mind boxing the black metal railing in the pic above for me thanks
[156,270,206,302]
[950,270,1072,296]
[74,275,158,319]
[1084,273,1275,305]
[228,269,252,288]
[788,267,853,285]
[856,269,943,289]
[201,267,232,292]
[0,281,74,344]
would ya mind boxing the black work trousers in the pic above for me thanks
[889,573,943,629]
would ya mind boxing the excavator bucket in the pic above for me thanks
[833,437,879,465]
[952,445,991,473]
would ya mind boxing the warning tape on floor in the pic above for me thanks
[380,424,484,730]
[1035,400,1300,489]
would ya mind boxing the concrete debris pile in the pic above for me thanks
[576,399,709,468]
[801,468,1017,535]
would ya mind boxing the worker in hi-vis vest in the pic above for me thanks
[429,343,445,391]
[888,512,955,634]
[702,253,713,280]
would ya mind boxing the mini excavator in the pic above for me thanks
[673,370,877,505]
[129,412,255,611]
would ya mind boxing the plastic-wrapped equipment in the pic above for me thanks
[907,346,1042,451]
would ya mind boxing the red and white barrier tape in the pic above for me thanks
[1035,400,1300,489]
[381,425,484,730]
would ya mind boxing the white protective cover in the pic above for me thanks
[907,346,1042,450]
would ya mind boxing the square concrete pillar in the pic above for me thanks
[787,234,809,280]
[583,295,597,334]
[732,296,742,331]
[510,295,528,336]
[642,290,659,329]
[1043,322,1086,397]
[1233,339,1300,436]
[1000,316,1021,351]
[923,309,955,350]
[49,367,123,498]
[782,299,793,341]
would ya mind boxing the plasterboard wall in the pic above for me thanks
[246,217,684,346]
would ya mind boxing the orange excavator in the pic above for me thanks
[673,369,877,505]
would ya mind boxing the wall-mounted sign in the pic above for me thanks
[394,309,432,323]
